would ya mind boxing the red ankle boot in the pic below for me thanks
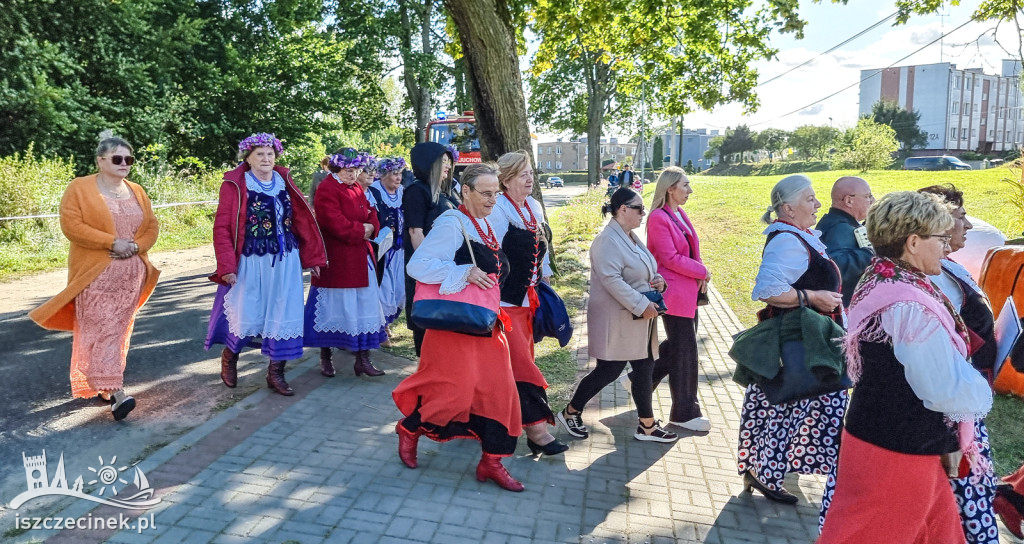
[220,348,238,388]
[475,452,524,492]
[396,419,421,469]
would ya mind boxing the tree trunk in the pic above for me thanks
[583,56,611,188]
[444,0,554,268]
[399,0,434,143]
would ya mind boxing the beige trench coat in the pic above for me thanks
[587,219,663,361]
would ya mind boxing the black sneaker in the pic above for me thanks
[111,392,136,421]
[556,408,589,439]
[634,420,677,443]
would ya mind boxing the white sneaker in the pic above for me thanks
[670,417,711,432]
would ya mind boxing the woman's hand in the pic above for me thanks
[698,280,709,293]
[807,290,842,313]
[310,267,321,279]
[109,238,135,259]
[363,223,374,239]
[705,270,712,282]
[649,277,666,293]
[641,302,660,320]
[222,273,237,285]
[467,267,496,289]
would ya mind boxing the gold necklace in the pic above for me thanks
[98,177,128,199]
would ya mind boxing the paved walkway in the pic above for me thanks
[25,282,832,544]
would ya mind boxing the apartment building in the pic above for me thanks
[534,138,638,172]
[858,60,1023,154]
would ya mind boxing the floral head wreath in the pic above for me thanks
[329,147,369,169]
[238,133,283,155]
[360,152,377,173]
[446,144,460,163]
[376,157,407,175]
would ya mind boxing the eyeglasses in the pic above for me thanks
[923,233,952,247]
[847,193,874,200]
[625,204,645,213]
[103,155,135,166]
[471,187,497,200]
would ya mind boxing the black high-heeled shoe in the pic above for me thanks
[527,438,569,456]
[742,470,798,504]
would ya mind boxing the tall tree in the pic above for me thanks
[530,0,808,187]
[757,128,790,162]
[789,125,841,161]
[832,118,899,172]
[720,125,756,163]
[869,100,928,157]
[652,136,663,169]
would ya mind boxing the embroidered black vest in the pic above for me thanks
[758,230,842,323]
[242,189,297,257]
[499,224,547,305]
[455,239,509,290]
[845,338,960,455]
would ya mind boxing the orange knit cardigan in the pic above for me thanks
[29,175,161,331]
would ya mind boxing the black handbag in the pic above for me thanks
[633,290,667,320]
[757,290,853,405]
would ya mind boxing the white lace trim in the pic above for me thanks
[751,283,793,302]
[311,257,388,334]
[370,180,403,209]
[222,251,304,340]
[762,222,829,256]
[439,264,474,295]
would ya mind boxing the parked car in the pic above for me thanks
[903,156,972,171]
[546,176,564,188]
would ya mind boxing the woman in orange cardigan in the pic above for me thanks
[30,135,160,421]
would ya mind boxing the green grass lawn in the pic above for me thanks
[675,167,1024,476]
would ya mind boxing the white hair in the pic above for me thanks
[762,174,813,224]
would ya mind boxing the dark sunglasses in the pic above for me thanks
[104,155,135,166]
[625,204,645,212]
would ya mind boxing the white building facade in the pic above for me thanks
[859,60,1023,154]
[535,138,637,172]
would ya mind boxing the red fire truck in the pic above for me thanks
[425,111,481,172]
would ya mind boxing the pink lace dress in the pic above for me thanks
[70,194,147,398]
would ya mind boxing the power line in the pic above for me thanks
[750,18,976,127]
[758,11,900,87]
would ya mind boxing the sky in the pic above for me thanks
[534,0,1024,140]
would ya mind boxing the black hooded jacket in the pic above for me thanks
[402,142,458,265]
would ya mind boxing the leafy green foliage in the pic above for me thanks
[652,136,663,169]
[869,100,928,156]
[789,125,841,160]
[831,118,899,172]
[719,125,756,164]
[0,0,388,173]
[757,128,790,162]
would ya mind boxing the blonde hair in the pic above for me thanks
[762,174,813,224]
[496,150,532,192]
[651,167,687,210]
[866,191,954,259]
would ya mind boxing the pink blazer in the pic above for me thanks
[646,206,708,318]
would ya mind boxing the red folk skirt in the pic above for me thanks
[392,328,522,454]
[818,430,964,543]
[504,305,555,426]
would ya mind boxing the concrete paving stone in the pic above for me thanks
[320,527,356,543]
[104,530,158,544]
[714,526,775,543]
[329,517,382,534]
[433,523,486,542]
[265,529,325,544]
[486,512,534,537]
[211,533,264,544]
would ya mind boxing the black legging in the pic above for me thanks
[650,313,702,422]
[568,357,655,419]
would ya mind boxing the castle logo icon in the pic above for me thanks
[9,450,161,510]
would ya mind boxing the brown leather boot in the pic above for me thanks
[266,360,294,396]
[320,347,336,377]
[396,419,421,469]
[220,348,239,388]
[353,350,385,377]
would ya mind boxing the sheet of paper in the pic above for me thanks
[374,227,393,258]
[993,296,1022,377]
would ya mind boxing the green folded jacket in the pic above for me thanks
[730,307,846,387]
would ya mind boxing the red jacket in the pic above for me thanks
[646,206,708,318]
[210,164,327,285]
[311,175,380,288]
